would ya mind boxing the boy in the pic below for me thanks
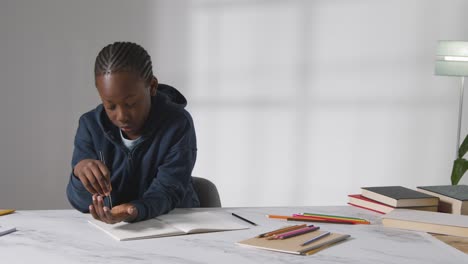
[66,42,200,223]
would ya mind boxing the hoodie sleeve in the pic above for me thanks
[129,114,197,222]
[66,115,97,212]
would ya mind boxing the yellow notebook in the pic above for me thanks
[0,209,15,216]
[237,230,350,255]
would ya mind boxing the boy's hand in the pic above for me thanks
[73,159,111,195]
[89,194,138,224]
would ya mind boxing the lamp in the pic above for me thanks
[435,40,468,159]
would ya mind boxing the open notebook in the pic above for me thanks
[89,209,250,241]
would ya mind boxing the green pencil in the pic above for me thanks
[303,212,368,222]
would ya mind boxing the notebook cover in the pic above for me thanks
[237,230,350,255]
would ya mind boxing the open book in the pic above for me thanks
[89,209,250,241]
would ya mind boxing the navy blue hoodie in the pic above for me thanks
[66,84,200,222]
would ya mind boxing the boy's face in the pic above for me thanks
[96,72,157,140]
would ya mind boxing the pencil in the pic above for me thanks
[269,225,319,240]
[257,224,307,238]
[266,214,290,220]
[303,212,369,223]
[286,217,355,224]
[99,151,113,209]
[293,215,358,223]
[267,214,359,224]
[293,214,369,224]
[300,231,331,246]
[232,213,257,226]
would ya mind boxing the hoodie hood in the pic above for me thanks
[96,84,188,145]
[158,84,187,108]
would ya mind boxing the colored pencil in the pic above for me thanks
[269,225,319,240]
[303,212,369,223]
[300,231,331,246]
[267,214,352,224]
[266,214,362,224]
[293,214,359,224]
[293,214,370,225]
[286,217,355,224]
[257,224,307,238]
[266,214,289,219]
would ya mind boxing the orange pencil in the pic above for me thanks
[266,214,290,220]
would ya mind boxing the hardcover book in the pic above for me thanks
[416,185,468,215]
[348,194,438,214]
[361,186,439,207]
[382,209,468,238]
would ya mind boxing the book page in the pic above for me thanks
[157,210,249,234]
[88,218,183,241]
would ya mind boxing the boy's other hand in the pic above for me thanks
[73,159,111,195]
[89,195,138,224]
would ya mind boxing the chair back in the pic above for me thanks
[192,176,221,207]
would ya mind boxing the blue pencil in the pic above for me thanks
[300,231,331,246]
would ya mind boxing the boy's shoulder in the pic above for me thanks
[76,105,103,131]
[78,105,101,121]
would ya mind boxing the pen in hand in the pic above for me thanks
[99,151,113,209]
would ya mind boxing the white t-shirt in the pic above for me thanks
[120,129,141,150]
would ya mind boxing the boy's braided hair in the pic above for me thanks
[94,42,153,84]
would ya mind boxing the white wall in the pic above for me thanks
[0,0,467,209]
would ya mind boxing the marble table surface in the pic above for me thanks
[0,206,467,264]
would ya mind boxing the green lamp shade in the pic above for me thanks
[435,40,468,77]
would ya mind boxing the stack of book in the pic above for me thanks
[416,185,468,215]
[348,186,439,214]
[382,209,468,237]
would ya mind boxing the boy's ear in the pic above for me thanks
[150,77,158,96]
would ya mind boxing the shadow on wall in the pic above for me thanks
[0,0,467,209]
[174,0,468,206]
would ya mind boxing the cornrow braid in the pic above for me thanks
[94,42,154,84]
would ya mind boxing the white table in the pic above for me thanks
[1,206,467,264]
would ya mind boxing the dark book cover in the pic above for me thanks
[362,186,436,200]
[417,185,468,201]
